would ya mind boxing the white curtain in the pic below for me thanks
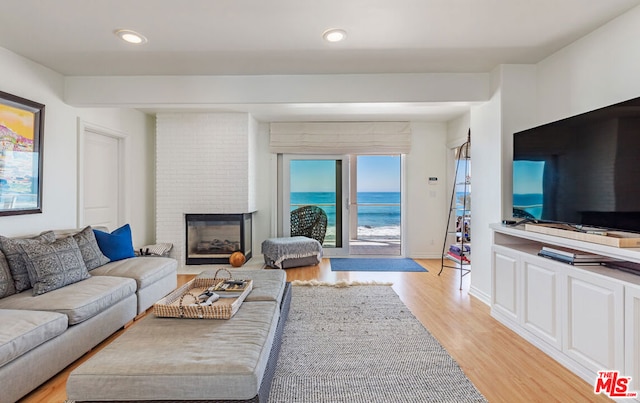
[269,122,411,154]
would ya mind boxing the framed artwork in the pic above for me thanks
[0,90,45,216]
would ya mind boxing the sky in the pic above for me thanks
[357,155,400,192]
[290,156,400,193]
[513,160,545,194]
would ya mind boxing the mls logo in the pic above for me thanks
[594,371,638,398]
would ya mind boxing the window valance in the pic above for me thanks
[269,122,411,154]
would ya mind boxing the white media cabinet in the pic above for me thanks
[490,223,640,397]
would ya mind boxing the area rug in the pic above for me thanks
[330,257,427,272]
[269,285,486,402]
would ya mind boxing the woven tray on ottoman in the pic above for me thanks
[154,269,252,319]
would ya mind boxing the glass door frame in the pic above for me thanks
[348,154,403,256]
[281,154,350,256]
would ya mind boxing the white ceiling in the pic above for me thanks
[1,0,638,120]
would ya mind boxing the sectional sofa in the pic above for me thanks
[0,226,177,403]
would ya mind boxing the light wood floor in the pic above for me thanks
[19,258,610,403]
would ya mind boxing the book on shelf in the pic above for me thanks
[537,249,619,265]
[603,260,640,276]
[540,246,601,259]
[449,243,471,254]
[446,250,471,264]
[537,251,603,265]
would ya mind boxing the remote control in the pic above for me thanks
[193,292,219,306]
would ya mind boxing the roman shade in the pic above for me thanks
[269,122,411,154]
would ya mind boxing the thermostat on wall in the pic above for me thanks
[428,177,438,185]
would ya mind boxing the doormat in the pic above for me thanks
[330,257,427,272]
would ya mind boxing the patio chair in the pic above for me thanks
[290,205,328,244]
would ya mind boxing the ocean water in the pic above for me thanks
[513,193,543,219]
[291,192,400,239]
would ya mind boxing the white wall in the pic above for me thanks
[537,5,640,124]
[65,73,490,106]
[473,65,536,303]
[76,108,156,247]
[470,68,502,303]
[155,112,258,267]
[248,121,448,260]
[0,47,77,235]
[447,114,470,146]
[253,122,276,248]
[0,48,155,247]
[470,4,640,303]
[405,122,449,258]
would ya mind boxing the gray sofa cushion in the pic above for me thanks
[0,231,56,292]
[91,256,177,290]
[0,309,68,367]
[0,276,136,325]
[72,226,110,271]
[0,250,16,298]
[21,236,91,295]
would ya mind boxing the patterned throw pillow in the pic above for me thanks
[20,236,91,296]
[73,226,110,270]
[0,231,56,292]
[0,250,16,298]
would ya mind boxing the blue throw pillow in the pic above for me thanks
[93,224,136,262]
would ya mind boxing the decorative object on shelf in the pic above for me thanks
[525,223,640,248]
[229,251,246,267]
[439,129,471,290]
[0,90,45,216]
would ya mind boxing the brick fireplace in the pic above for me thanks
[155,112,258,268]
[185,213,253,265]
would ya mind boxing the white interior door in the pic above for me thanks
[79,121,126,230]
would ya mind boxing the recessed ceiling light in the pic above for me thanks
[114,29,148,44]
[323,29,347,43]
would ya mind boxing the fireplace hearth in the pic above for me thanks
[185,213,252,265]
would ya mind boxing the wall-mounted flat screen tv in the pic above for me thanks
[513,96,640,233]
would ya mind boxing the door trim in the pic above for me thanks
[77,119,129,229]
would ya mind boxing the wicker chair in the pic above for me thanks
[290,205,328,244]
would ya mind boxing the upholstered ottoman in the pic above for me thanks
[66,270,291,403]
[261,236,322,269]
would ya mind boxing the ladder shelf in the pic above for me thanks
[439,130,471,290]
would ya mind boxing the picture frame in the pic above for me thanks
[0,90,45,216]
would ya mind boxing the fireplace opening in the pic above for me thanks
[185,213,253,265]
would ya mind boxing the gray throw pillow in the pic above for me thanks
[20,236,91,296]
[0,250,16,298]
[0,231,56,292]
[73,226,110,270]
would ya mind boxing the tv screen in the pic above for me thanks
[513,96,640,233]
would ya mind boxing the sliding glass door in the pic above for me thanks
[349,155,402,255]
[282,155,349,256]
